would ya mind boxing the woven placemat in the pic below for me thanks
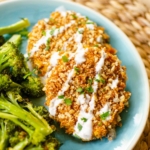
[0,0,150,149]
[69,0,150,149]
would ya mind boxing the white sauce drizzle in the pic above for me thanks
[100,102,111,121]
[73,49,107,140]
[49,98,63,116]
[49,28,87,117]
[111,77,119,89]
[86,24,94,30]
[74,94,93,140]
[96,49,106,73]
[97,36,103,43]
[30,29,51,57]
[50,52,60,67]
[30,20,75,57]
[49,69,75,116]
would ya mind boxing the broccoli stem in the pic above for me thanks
[7,34,22,46]
[0,113,33,137]
[0,120,9,150]
[0,18,30,35]
[1,34,22,47]
[26,102,50,129]
[0,97,53,144]
[11,137,29,150]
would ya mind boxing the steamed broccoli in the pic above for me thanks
[0,91,60,150]
[0,18,30,35]
[0,35,44,97]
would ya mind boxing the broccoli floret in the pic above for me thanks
[0,18,30,35]
[21,76,45,98]
[0,91,60,149]
[0,34,25,79]
[0,119,16,150]
[25,135,60,150]
[0,74,22,92]
[0,35,44,98]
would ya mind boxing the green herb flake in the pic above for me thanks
[86,21,94,24]
[74,66,80,73]
[42,30,46,36]
[95,74,105,83]
[88,78,93,85]
[47,38,50,44]
[78,123,82,131]
[100,111,110,120]
[64,98,72,106]
[86,86,94,93]
[78,31,82,34]
[50,28,55,36]
[62,55,69,62]
[94,44,99,47]
[45,45,50,51]
[58,95,65,99]
[86,16,89,20]
[72,14,77,19]
[81,117,87,122]
[73,134,81,139]
[50,17,54,21]
[77,87,84,93]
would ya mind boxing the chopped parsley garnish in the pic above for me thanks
[62,55,69,62]
[42,30,46,36]
[86,86,94,93]
[58,95,65,99]
[50,28,55,35]
[77,87,84,94]
[78,30,83,34]
[45,45,50,51]
[45,39,51,51]
[73,134,81,139]
[72,14,77,19]
[86,21,94,24]
[88,78,93,85]
[86,16,89,20]
[47,38,50,44]
[50,17,54,21]
[64,98,72,106]
[81,117,87,122]
[78,123,82,131]
[74,66,80,73]
[94,44,99,47]
[100,111,110,120]
[57,49,61,51]
[95,74,105,83]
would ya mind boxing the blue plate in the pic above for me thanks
[0,0,149,149]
